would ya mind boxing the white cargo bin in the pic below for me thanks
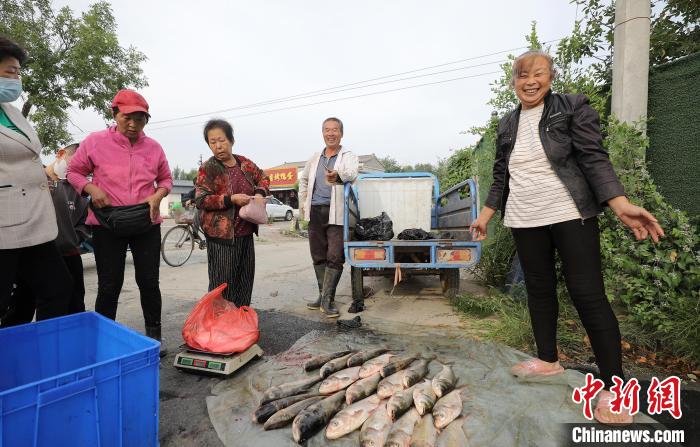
[356,177,434,235]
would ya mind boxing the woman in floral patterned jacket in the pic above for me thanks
[195,119,270,306]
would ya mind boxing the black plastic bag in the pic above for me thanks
[397,228,434,240]
[355,212,394,241]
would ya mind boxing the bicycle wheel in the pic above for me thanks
[161,225,195,267]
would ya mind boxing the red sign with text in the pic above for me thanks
[265,168,297,188]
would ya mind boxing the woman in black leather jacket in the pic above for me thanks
[470,50,664,425]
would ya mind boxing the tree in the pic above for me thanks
[171,166,198,181]
[0,0,147,153]
[378,155,405,173]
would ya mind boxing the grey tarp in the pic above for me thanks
[206,327,657,446]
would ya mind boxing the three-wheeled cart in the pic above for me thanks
[344,173,481,300]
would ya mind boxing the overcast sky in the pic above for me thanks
[53,0,580,171]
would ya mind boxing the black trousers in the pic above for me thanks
[1,253,85,327]
[207,235,255,307]
[92,224,162,327]
[308,205,345,270]
[511,217,624,388]
[0,241,71,322]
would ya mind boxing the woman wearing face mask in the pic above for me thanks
[0,36,71,323]
[195,119,270,307]
[469,50,664,425]
[68,89,173,355]
[2,144,90,327]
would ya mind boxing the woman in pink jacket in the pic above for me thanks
[68,89,172,355]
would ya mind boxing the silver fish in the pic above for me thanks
[263,396,324,430]
[359,353,395,378]
[431,364,456,398]
[381,354,417,378]
[292,390,346,444]
[347,348,389,367]
[360,400,393,447]
[386,383,420,420]
[253,393,317,423]
[319,366,361,394]
[303,350,353,372]
[346,372,382,404]
[378,369,409,399]
[326,394,381,440]
[259,375,322,405]
[432,388,463,429]
[410,413,439,447]
[385,408,421,447]
[320,352,357,378]
[413,379,437,416]
[436,418,468,447]
[402,358,430,388]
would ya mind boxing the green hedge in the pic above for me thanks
[647,51,700,215]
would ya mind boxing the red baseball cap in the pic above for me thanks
[111,89,150,117]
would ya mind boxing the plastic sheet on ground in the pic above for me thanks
[206,326,657,446]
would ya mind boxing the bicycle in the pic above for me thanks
[161,206,207,267]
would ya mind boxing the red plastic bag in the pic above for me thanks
[182,284,260,354]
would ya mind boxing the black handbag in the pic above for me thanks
[90,202,152,237]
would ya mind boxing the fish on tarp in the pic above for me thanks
[303,350,353,372]
[413,379,437,416]
[320,352,357,378]
[386,383,420,420]
[380,354,417,378]
[359,353,395,378]
[402,358,431,388]
[326,394,382,440]
[436,418,468,447]
[346,372,382,404]
[292,390,346,444]
[263,396,324,430]
[347,348,389,367]
[410,413,439,447]
[385,408,421,447]
[259,375,322,405]
[360,400,393,447]
[319,366,361,394]
[431,364,456,398]
[253,393,318,423]
[433,388,464,429]
[378,369,409,399]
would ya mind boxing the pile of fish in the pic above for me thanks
[252,348,469,445]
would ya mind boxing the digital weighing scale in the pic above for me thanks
[173,344,263,376]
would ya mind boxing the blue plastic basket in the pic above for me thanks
[0,312,160,447]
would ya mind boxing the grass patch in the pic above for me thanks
[450,289,586,356]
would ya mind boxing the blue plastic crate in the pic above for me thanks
[0,312,160,447]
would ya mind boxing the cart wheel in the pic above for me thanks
[440,269,460,299]
[351,267,364,302]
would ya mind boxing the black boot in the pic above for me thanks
[320,267,342,318]
[347,300,365,313]
[146,325,168,358]
[306,264,326,310]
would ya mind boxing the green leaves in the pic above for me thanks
[0,0,147,153]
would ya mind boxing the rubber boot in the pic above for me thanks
[347,299,365,313]
[320,267,342,318]
[306,264,326,310]
[146,325,168,358]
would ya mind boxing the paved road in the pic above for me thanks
[77,220,483,446]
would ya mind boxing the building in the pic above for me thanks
[161,179,195,217]
[265,154,385,208]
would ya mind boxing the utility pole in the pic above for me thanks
[611,0,651,128]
